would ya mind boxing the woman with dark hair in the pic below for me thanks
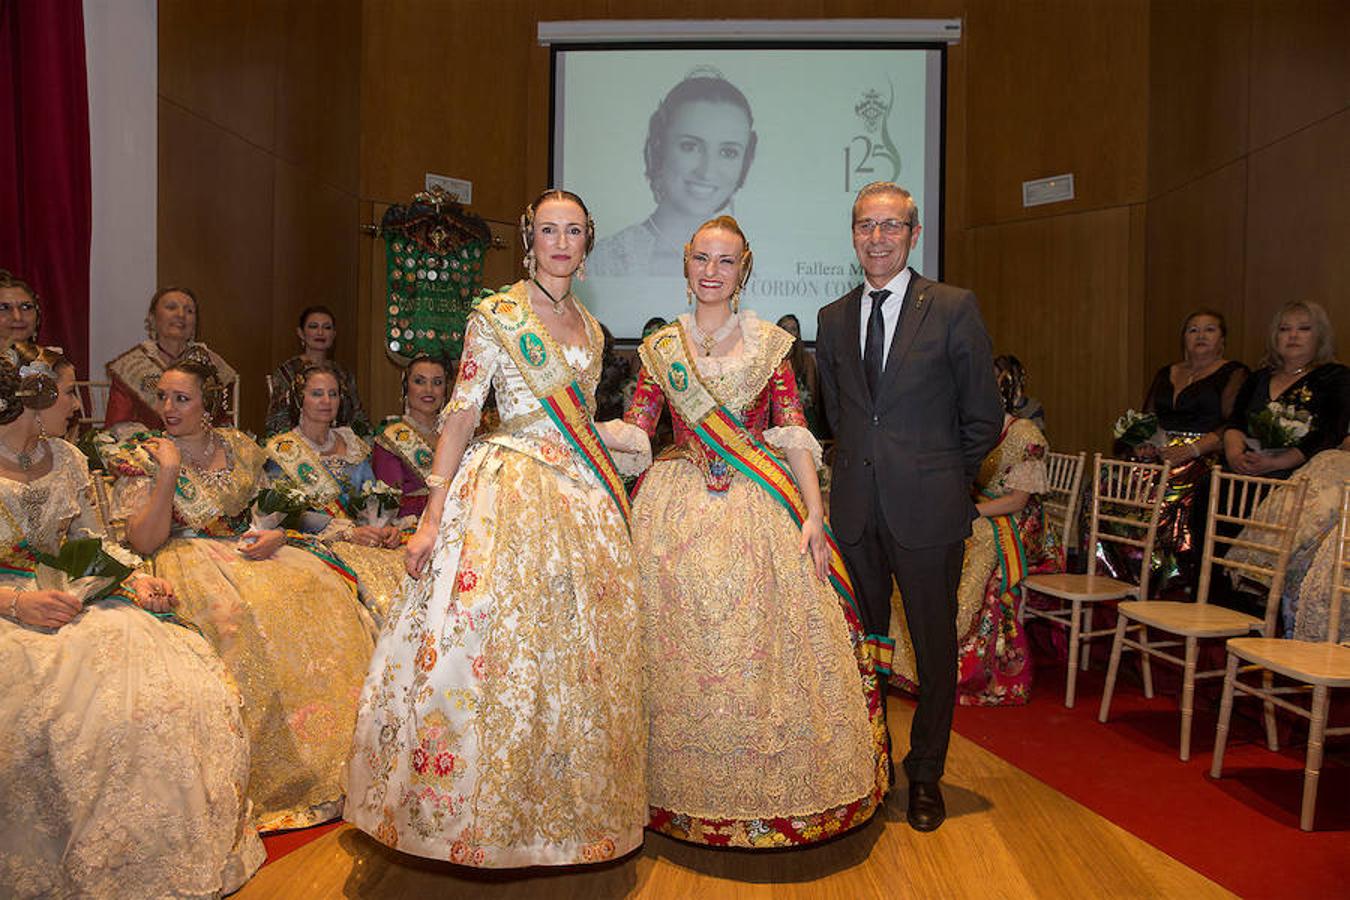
[994,354,1045,432]
[346,189,647,868]
[105,358,377,833]
[0,269,41,345]
[265,305,370,436]
[590,67,758,277]
[1117,310,1249,591]
[777,313,824,436]
[105,286,239,429]
[625,216,885,847]
[1223,301,1349,479]
[1,344,263,896]
[888,357,1061,705]
[372,355,451,519]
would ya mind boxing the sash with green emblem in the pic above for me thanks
[474,286,631,525]
[375,417,435,492]
[639,322,885,670]
[263,431,355,519]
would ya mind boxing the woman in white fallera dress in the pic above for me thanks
[0,344,262,898]
[346,190,649,868]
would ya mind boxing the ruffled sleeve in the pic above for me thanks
[439,313,501,426]
[1002,421,1050,495]
[763,359,822,467]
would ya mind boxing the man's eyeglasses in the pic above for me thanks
[852,219,914,237]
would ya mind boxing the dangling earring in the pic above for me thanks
[686,286,695,307]
[575,258,587,282]
[35,415,49,442]
[524,249,537,280]
[731,290,741,315]
[145,317,157,340]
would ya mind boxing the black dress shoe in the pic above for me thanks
[906,780,946,832]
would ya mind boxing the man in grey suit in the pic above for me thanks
[816,182,1001,832]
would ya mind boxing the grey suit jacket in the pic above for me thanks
[816,270,1002,549]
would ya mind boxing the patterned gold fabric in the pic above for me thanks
[113,442,377,832]
[629,317,876,844]
[346,293,645,868]
[0,441,263,897]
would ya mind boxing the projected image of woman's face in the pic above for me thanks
[657,101,751,219]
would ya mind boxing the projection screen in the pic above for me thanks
[551,40,947,341]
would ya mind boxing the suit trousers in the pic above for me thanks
[840,503,964,784]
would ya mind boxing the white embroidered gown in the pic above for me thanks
[0,440,263,898]
[346,287,647,868]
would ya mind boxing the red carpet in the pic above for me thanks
[261,820,342,865]
[949,653,1348,900]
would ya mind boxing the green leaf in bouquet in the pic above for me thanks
[253,486,309,530]
[32,538,135,604]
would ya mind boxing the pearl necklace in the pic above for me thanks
[0,437,47,471]
[688,312,740,356]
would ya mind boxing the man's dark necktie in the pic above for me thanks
[863,289,890,398]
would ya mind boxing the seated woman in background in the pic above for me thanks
[778,313,824,437]
[372,354,450,520]
[265,305,370,436]
[106,286,238,429]
[0,269,41,345]
[264,362,404,626]
[2,345,262,897]
[107,360,376,832]
[1129,310,1248,591]
[889,359,1061,706]
[994,354,1045,432]
[1222,301,1349,479]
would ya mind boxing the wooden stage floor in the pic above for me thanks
[239,697,1233,899]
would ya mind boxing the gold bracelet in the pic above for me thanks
[426,474,449,490]
[7,590,19,622]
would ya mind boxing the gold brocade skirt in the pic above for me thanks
[888,516,998,687]
[151,537,376,831]
[0,601,264,897]
[632,460,878,843]
[345,440,645,868]
[331,541,406,628]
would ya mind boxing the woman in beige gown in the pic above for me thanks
[346,190,648,867]
[624,217,885,847]
[264,362,406,627]
[0,344,262,897]
[106,359,376,832]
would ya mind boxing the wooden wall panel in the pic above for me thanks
[160,0,362,433]
[965,0,1149,227]
[157,99,277,429]
[1248,0,1350,150]
[158,1,282,149]
[275,0,363,192]
[1146,0,1249,197]
[969,207,1138,456]
[1243,109,1350,366]
[358,0,535,220]
[271,159,362,382]
[1143,160,1248,378]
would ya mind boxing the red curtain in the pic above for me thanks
[0,0,91,376]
